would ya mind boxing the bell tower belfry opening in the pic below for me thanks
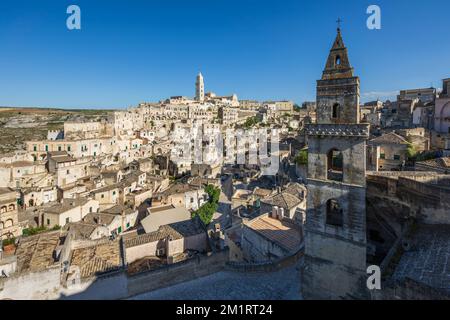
[302,26,370,300]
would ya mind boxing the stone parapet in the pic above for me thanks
[305,123,370,138]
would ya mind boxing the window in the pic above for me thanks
[89,207,93,213]
[68,146,71,152]
[118,226,122,233]
[326,199,343,227]
[66,170,70,174]
[380,153,385,159]
[45,145,48,151]
[33,146,37,151]
[47,219,50,225]
[332,103,339,119]
[66,217,70,224]
[113,191,116,196]
[394,155,401,160]
[335,55,341,66]
[101,194,105,199]
[126,222,130,228]
[327,149,343,182]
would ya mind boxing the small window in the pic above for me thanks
[332,103,339,119]
[380,153,385,159]
[394,155,401,160]
[335,55,341,66]
[65,217,70,224]
[47,219,50,225]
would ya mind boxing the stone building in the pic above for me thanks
[303,27,370,299]
[0,188,20,240]
[433,78,450,149]
[368,132,410,171]
[195,72,205,102]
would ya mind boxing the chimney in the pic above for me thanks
[272,206,278,219]
[278,207,284,220]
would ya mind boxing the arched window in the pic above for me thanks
[4,219,13,228]
[8,204,15,211]
[0,221,3,229]
[327,148,343,181]
[332,103,340,119]
[29,199,34,207]
[0,206,7,214]
[335,55,341,66]
[326,199,343,227]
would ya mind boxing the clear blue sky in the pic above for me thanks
[0,0,449,109]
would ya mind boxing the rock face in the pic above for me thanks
[302,28,370,300]
[0,108,110,154]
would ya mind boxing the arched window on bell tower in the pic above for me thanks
[326,199,344,227]
[335,55,341,66]
[327,148,343,182]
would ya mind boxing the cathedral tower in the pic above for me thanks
[302,27,370,299]
[195,72,205,102]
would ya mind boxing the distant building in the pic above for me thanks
[195,72,205,102]
[0,187,20,239]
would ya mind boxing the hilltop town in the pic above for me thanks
[0,28,449,300]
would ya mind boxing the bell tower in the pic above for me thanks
[316,27,361,124]
[302,27,370,300]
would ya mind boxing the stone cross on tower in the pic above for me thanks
[336,18,343,30]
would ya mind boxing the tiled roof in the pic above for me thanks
[70,240,122,279]
[124,218,205,248]
[417,157,450,169]
[15,231,61,273]
[370,132,409,145]
[246,215,302,253]
[261,192,302,210]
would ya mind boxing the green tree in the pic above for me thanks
[295,149,308,166]
[192,185,221,225]
[406,144,417,159]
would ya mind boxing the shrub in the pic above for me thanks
[2,237,16,247]
[295,149,308,166]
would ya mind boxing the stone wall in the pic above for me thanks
[0,248,228,300]
[0,267,61,300]
[126,249,228,298]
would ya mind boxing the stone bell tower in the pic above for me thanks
[302,27,370,300]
